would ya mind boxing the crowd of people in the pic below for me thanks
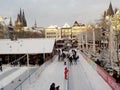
[57,49,79,65]
[51,48,79,90]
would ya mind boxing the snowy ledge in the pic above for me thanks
[0,67,28,87]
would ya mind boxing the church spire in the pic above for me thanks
[9,17,13,26]
[103,11,107,19]
[107,2,114,16]
[14,8,27,30]
[34,20,37,28]
[22,10,27,26]
[19,8,22,22]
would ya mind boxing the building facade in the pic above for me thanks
[72,21,86,40]
[61,23,72,39]
[45,25,60,39]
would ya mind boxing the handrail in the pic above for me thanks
[12,55,57,90]
[67,61,70,90]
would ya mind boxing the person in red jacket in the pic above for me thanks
[64,67,69,80]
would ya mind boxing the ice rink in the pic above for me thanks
[23,52,112,90]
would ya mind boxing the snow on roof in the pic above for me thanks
[48,25,57,28]
[0,16,4,22]
[0,38,55,54]
[63,23,70,28]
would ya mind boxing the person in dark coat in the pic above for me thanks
[112,70,118,81]
[68,55,73,65]
[117,74,120,83]
[95,59,101,66]
[50,83,55,90]
[55,85,60,90]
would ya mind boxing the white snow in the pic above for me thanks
[24,56,65,90]
[0,38,55,54]
[24,52,111,90]
[69,53,112,90]
[0,67,28,87]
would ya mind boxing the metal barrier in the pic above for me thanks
[67,61,70,90]
[13,69,35,90]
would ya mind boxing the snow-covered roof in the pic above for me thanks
[63,23,70,28]
[0,38,55,54]
[0,16,4,22]
[116,9,120,14]
[4,18,10,25]
[48,25,57,28]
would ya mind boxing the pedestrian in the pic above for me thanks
[68,55,73,65]
[58,49,62,61]
[50,83,55,90]
[73,55,79,65]
[95,59,100,65]
[64,67,69,80]
[55,85,60,90]
[62,52,66,61]
[112,70,118,81]
[0,61,2,71]
[117,74,120,83]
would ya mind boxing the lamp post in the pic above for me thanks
[82,33,84,50]
[93,27,96,54]
[26,51,29,67]
[85,30,88,50]
[43,47,45,61]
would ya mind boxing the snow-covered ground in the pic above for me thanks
[0,52,112,90]
[69,53,112,90]
[24,56,65,90]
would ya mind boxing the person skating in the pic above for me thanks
[73,55,79,65]
[50,83,56,90]
[68,55,73,65]
[64,67,69,80]
[55,85,60,90]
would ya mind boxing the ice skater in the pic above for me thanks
[49,83,60,90]
[64,67,69,80]
[50,83,55,90]
[55,85,60,90]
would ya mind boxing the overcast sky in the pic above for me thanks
[0,0,120,27]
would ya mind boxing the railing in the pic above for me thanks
[67,61,70,90]
[81,51,120,90]
[0,55,57,90]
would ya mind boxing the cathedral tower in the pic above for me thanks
[14,9,27,30]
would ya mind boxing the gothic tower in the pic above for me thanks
[14,9,27,30]
[103,2,114,18]
[107,2,114,16]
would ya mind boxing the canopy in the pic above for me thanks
[0,38,55,54]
